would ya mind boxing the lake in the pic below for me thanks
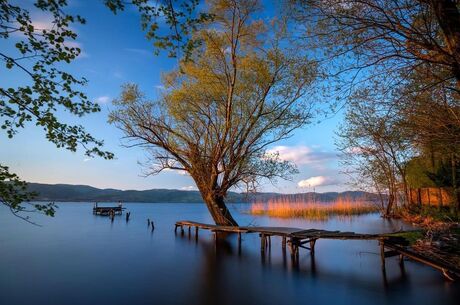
[0,202,458,305]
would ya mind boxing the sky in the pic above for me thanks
[0,0,349,193]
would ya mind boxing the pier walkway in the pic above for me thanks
[174,220,460,280]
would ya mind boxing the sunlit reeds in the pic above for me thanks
[249,196,379,220]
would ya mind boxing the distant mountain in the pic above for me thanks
[26,183,382,203]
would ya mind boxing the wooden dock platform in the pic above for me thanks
[174,220,459,280]
[93,203,124,216]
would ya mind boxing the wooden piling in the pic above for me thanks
[310,239,316,254]
[380,240,386,271]
[260,234,266,253]
[399,254,404,266]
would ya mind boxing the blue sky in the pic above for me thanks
[0,0,348,193]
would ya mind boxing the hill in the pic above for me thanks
[25,183,382,203]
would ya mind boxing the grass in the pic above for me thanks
[386,230,425,245]
[248,196,379,220]
[402,205,459,223]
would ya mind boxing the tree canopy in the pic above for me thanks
[0,0,113,221]
[110,0,318,225]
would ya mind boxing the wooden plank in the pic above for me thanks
[384,241,460,277]
[384,250,400,258]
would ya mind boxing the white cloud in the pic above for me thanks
[298,176,338,188]
[63,41,88,58]
[83,157,91,162]
[95,96,110,104]
[266,145,337,165]
[155,85,166,90]
[12,18,88,58]
[163,168,190,176]
[180,186,197,191]
[31,19,54,31]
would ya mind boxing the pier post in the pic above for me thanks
[282,236,286,249]
[310,239,317,254]
[379,240,386,272]
[260,234,266,253]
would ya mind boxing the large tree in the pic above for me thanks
[110,0,317,225]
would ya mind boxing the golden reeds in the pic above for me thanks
[249,196,378,220]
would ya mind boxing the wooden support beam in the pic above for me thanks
[282,236,286,249]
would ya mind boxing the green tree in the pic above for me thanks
[0,0,113,222]
[109,0,317,225]
[337,97,414,216]
[104,0,213,60]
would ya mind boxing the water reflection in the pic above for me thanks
[175,226,418,297]
[0,203,458,305]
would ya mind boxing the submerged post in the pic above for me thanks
[310,239,317,254]
[260,234,266,253]
[379,240,386,271]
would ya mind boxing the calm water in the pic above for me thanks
[0,203,458,305]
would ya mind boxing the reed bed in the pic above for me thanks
[249,196,379,220]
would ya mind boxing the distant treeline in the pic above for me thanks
[26,183,381,204]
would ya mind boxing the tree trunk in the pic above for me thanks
[385,192,395,217]
[451,153,459,215]
[402,178,410,208]
[430,0,460,84]
[203,193,238,226]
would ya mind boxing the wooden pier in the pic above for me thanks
[93,203,124,216]
[174,220,460,280]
